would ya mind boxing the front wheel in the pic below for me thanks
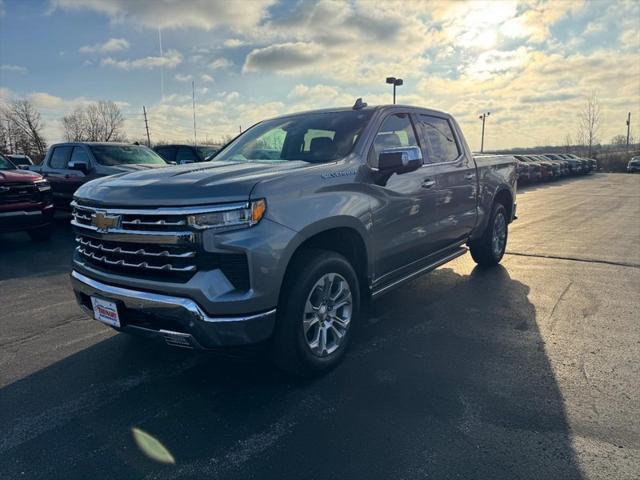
[468,203,508,267]
[273,249,360,376]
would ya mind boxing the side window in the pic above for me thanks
[70,147,91,165]
[419,115,460,163]
[49,146,73,169]
[176,147,200,163]
[370,113,419,166]
[155,147,176,162]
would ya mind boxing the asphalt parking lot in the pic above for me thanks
[1,173,639,479]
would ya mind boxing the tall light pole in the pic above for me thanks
[479,111,490,153]
[626,112,631,152]
[386,77,403,104]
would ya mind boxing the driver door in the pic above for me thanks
[368,112,437,281]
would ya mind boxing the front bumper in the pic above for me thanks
[0,205,54,233]
[71,270,276,348]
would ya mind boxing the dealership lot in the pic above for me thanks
[1,173,639,479]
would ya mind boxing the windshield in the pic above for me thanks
[89,145,167,166]
[214,110,373,164]
[0,154,17,170]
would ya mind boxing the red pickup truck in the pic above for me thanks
[0,153,54,240]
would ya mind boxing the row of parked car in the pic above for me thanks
[0,143,201,240]
[513,153,597,182]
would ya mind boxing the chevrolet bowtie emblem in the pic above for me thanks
[91,211,121,232]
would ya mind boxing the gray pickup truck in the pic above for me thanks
[70,103,517,375]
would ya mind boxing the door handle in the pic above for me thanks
[464,173,475,180]
[422,178,436,189]
[64,174,70,179]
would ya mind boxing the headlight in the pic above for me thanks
[34,179,51,192]
[187,199,266,231]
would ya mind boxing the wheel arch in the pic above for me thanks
[278,218,372,306]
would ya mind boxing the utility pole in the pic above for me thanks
[192,80,197,147]
[6,119,11,154]
[626,112,631,151]
[143,106,151,147]
[479,112,490,153]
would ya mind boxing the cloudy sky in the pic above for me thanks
[0,0,639,150]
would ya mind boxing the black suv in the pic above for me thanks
[153,144,220,164]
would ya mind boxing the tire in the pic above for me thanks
[273,249,360,377]
[27,225,53,241]
[468,203,508,267]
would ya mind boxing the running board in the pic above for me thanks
[371,247,468,299]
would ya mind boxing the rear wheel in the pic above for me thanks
[469,203,508,267]
[273,249,360,376]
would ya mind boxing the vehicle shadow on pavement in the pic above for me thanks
[0,265,584,479]
[0,216,74,282]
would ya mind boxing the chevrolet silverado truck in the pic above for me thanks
[70,103,517,375]
[0,153,54,240]
[30,142,167,210]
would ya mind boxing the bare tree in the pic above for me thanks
[62,107,88,142]
[2,99,47,157]
[60,100,126,142]
[577,92,601,157]
[563,133,573,153]
[610,134,626,146]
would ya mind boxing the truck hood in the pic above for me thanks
[0,169,42,183]
[102,163,166,174]
[75,160,310,207]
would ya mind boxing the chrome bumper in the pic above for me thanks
[71,270,276,348]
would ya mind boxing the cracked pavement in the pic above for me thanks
[1,173,639,479]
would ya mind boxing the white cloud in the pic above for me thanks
[51,0,274,30]
[0,64,27,74]
[102,49,182,70]
[79,37,130,54]
[223,39,246,48]
[200,74,214,83]
[208,57,232,70]
[174,73,193,82]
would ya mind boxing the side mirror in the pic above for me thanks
[68,160,90,174]
[378,146,423,173]
[17,165,27,170]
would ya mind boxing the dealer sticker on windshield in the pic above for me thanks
[91,297,121,328]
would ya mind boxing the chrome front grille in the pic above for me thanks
[72,202,199,281]
[71,202,251,289]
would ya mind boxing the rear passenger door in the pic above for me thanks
[416,114,477,250]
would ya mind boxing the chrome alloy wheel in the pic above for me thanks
[492,211,507,258]
[303,273,353,357]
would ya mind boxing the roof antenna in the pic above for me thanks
[352,98,367,110]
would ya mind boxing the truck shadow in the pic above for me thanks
[0,215,74,281]
[0,265,583,479]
